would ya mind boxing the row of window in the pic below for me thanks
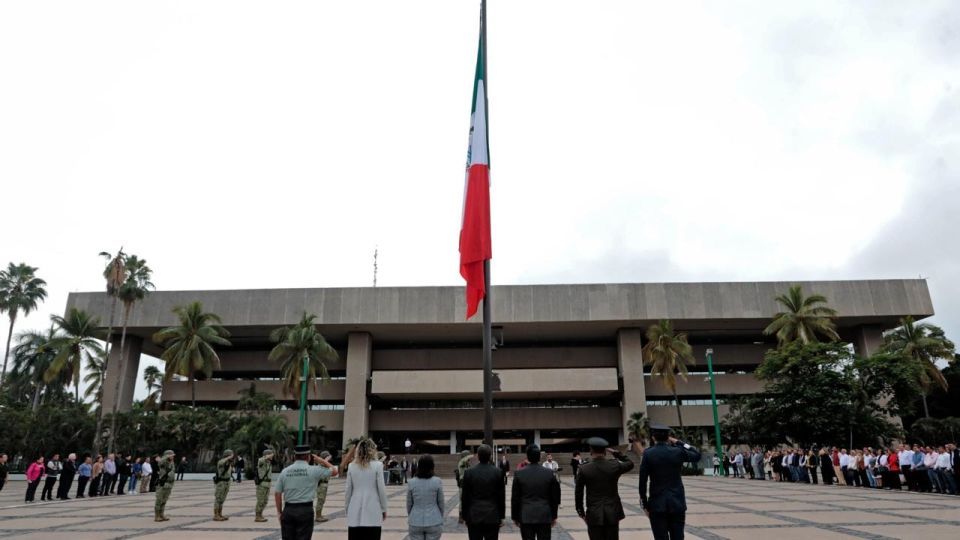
[647,398,728,406]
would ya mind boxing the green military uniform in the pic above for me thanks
[154,450,176,522]
[255,449,274,522]
[314,451,331,523]
[213,449,235,521]
[457,450,472,521]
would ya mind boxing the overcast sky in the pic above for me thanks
[2,1,958,400]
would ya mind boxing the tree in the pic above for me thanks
[45,308,104,402]
[763,285,839,346]
[642,320,694,433]
[269,313,338,445]
[108,254,154,453]
[93,248,126,455]
[153,302,231,407]
[11,326,64,411]
[229,390,293,474]
[626,410,650,448]
[881,316,956,418]
[0,263,48,384]
[83,351,106,403]
[143,365,162,410]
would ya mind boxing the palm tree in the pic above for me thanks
[92,248,126,455]
[763,285,840,346]
[84,351,107,403]
[12,326,64,411]
[108,254,154,453]
[143,365,162,410]
[153,302,231,407]
[643,320,695,432]
[45,308,104,403]
[626,410,650,450]
[882,316,956,418]
[269,313,338,444]
[0,263,48,384]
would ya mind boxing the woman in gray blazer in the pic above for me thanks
[345,439,389,540]
[406,455,445,539]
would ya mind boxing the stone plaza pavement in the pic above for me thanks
[1,475,959,539]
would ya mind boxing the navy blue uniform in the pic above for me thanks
[638,441,701,540]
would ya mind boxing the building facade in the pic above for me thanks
[66,279,934,453]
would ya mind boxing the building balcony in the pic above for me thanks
[161,379,346,403]
[369,406,621,432]
[645,372,763,397]
[646,405,731,427]
[370,368,619,399]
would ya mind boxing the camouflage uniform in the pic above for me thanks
[457,450,472,521]
[154,450,176,522]
[213,449,234,521]
[254,450,273,522]
[314,451,332,523]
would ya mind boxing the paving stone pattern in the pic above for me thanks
[0,476,958,539]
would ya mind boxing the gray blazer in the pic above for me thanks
[345,460,389,527]
[406,476,445,527]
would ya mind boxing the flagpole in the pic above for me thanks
[480,0,494,448]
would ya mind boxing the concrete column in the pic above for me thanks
[533,429,541,447]
[852,325,884,357]
[450,431,457,454]
[342,332,373,444]
[617,328,647,442]
[101,335,143,413]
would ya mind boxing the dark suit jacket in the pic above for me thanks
[461,462,506,525]
[574,453,634,526]
[638,441,701,514]
[499,459,511,475]
[511,463,560,524]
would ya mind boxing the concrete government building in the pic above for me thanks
[66,279,933,454]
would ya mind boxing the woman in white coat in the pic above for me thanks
[345,438,389,540]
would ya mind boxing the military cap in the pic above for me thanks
[262,449,274,457]
[586,437,610,449]
[650,423,672,434]
[222,449,234,458]
[294,444,311,455]
[163,449,175,458]
[319,451,331,459]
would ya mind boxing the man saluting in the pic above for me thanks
[638,424,701,540]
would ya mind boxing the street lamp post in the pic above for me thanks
[706,348,725,476]
[297,352,309,446]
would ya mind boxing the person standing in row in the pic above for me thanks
[24,456,45,503]
[498,453,511,486]
[406,454,445,540]
[345,438,388,540]
[273,445,338,540]
[235,455,245,483]
[315,450,333,523]
[101,453,116,495]
[76,456,92,498]
[139,456,152,494]
[461,444,506,540]
[254,449,274,523]
[117,455,130,495]
[57,453,76,499]
[0,453,9,493]
[41,453,62,501]
[512,444,561,540]
[129,457,141,493]
[89,455,104,497]
[213,449,236,521]
[177,457,187,481]
[154,450,176,522]
[149,455,160,492]
[639,425,702,540]
[575,437,634,540]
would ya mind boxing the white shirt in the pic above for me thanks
[900,450,914,466]
[141,462,152,476]
[879,455,888,467]
[781,455,790,467]
[544,460,558,472]
[936,453,952,470]
[924,452,939,468]
[839,454,850,468]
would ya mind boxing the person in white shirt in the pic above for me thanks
[543,454,559,477]
[863,450,877,488]
[139,459,152,495]
[935,446,957,494]
[923,447,940,493]
[839,450,853,486]
[899,445,915,491]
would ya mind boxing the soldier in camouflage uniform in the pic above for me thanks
[213,449,236,521]
[457,449,473,523]
[314,451,332,523]
[254,449,274,522]
[154,450,176,522]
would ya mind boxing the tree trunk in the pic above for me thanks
[75,377,80,404]
[191,377,196,408]
[1,314,16,385]
[673,388,685,434]
[107,303,133,454]
[93,295,118,456]
[922,392,930,418]
[32,384,42,412]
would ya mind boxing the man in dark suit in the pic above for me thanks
[512,445,561,540]
[499,454,511,486]
[461,444,506,540]
[575,437,635,540]
[638,424,702,540]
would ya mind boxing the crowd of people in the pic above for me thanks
[0,451,191,503]
[716,443,960,495]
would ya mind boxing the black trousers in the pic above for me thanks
[467,524,500,540]
[280,504,314,540]
[348,526,383,540]
[650,511,685,540]
[117,474,128,494]
[76,476,89,497]
[41,476,58,500]
[25,479,41,502]
[520,523,551,540]
[57,474,74,499]
[587,524,619,540]
[0,477,5,492]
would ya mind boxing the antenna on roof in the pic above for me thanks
[373,246,379,287]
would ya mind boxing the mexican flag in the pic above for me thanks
[459,32,492,320]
